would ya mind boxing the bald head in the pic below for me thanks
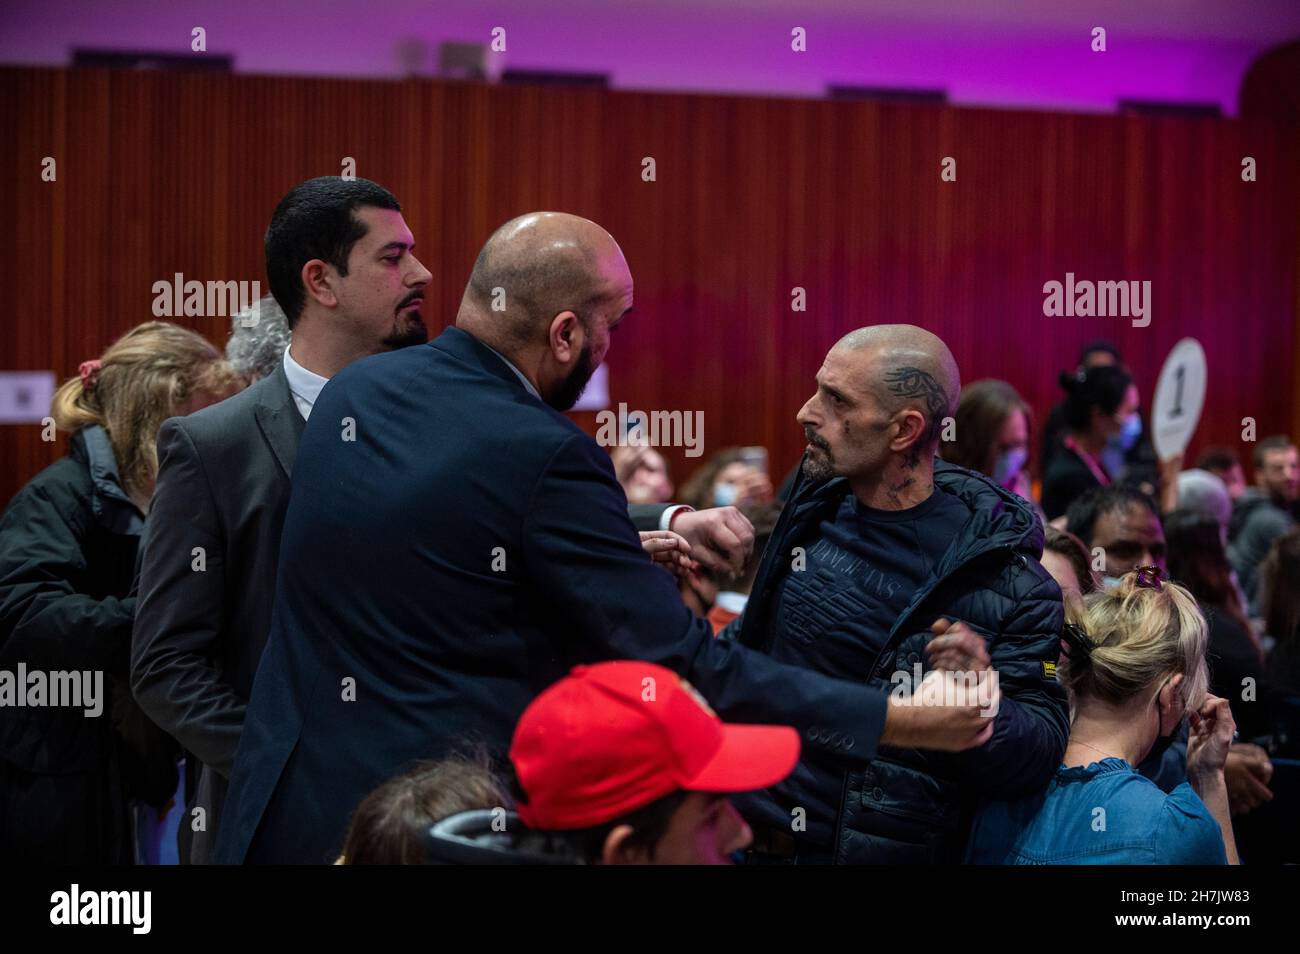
[456,212,633,411]
[796,323,961,496]
[459,212,630,349]
[833,324,961,451]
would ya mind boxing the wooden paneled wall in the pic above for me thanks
[3,66,1298,508]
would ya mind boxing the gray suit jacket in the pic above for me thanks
[131,364,304,864]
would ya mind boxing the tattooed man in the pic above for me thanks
[722,325,1070,864]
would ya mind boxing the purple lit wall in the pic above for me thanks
[2,0,1298,115]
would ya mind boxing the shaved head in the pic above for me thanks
[797,323,962,506]
[832,324,961,455]
[461,211,628,348]
[456,212,634,411]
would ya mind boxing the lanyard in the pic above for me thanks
[1063,435,1111,487]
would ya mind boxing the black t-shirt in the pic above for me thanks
[737,488,971,850]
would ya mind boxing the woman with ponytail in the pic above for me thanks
[1041,365,1140,521]
[0,321,242,863]
[965,570,1238,864]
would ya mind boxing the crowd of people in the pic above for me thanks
[1,175,1297,865]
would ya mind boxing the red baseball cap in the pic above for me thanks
[510,661,800,830]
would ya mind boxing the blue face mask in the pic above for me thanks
[993,448,1028,488]
[1110,412,1142,452]
[713,483,738,507]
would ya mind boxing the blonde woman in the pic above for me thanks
[965,569,1238,864]
[0,321,241,863]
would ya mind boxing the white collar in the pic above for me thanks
[282,346,329,419]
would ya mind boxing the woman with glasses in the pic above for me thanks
[964,568,1238,864]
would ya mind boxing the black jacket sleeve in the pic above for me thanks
[950,571,1070,797]
[131,419,244,777]
[627,503,673,532]
[522,433,889,762]
[0,481,135,673]
[0,468,177,804]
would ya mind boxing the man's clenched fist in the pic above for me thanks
[669,506,755,579]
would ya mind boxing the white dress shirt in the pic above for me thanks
[282,347,329,421]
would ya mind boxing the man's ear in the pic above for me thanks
[888,409,927,455]
[548,311,582,363]
[600,824,642,865]
[301,259,339,310]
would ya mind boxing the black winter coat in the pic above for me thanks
[727,458,1070,863]
[0,425,176,863]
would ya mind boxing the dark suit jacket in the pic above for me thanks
[214,326,891,864]
[131,363,305,864]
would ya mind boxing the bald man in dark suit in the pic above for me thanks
[215,213,995,864]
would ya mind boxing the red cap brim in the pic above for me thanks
[684,724,801,793]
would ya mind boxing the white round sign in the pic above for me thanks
[1151,338,1207,460]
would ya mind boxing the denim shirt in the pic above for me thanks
[964,758,1228,865]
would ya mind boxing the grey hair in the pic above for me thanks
[1175,469,1232,538]
[226,295,291,381]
